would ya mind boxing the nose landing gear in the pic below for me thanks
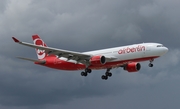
[149,59,154,67]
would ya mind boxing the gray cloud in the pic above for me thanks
[0,0,180,109]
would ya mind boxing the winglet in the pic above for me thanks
[12,37,20,42]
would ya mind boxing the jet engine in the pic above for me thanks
[90,55,106,65]
[124,62,141,72]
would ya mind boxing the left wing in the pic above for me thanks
[12,37,91,63]
[12,37,117,64]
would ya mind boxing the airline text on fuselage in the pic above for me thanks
[118,45,146,54]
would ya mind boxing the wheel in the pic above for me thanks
[104,76,108,80]
[149,63,153,67]
[108,72,112,77]
[101,75,105,79]
[81,72,88,76]
[101,75,108,80]
[105,72,112,77]
[87,69,92,73]
[85,68,92,73]
[81,72,85,76]
[84,72,88,76]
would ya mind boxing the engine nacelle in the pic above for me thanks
[124,62,141,72]
[90,55,106,65]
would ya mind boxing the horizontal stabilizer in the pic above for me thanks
[16,57,46,64]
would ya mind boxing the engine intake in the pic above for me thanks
[124,62,141,72]
[90,55,106,65]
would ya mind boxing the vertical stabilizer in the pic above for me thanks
[32,35,49,59]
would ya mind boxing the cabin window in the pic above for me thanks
[157,45,163,47]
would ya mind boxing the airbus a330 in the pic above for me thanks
[12,35,168,80]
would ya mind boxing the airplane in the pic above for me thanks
[12,35,168,80]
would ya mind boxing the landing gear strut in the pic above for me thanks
[149,59,154,67]
[81,68,92,77]
[101,68,112,80]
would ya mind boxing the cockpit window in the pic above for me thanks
[157,45,164,47]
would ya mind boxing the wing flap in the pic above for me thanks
[12,37,117,65]
[12,37,91,60]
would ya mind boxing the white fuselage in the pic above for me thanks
[84,43,168,63]
[56,43,168,70]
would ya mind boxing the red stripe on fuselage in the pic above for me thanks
[35,56,159,71]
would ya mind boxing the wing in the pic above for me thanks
[12,37,117,65]
[12,37,92,64]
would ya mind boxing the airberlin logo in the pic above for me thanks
[118,45,146,54]
[34,38,46,59]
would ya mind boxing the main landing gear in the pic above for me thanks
[80,68,112,80]
[81,68,92,77]
[101,68,112,80]
[149,59,154,67]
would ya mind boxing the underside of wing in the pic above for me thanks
[12,37,118,66]
[12,37,91,64]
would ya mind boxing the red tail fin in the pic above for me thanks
[32,35,50,59]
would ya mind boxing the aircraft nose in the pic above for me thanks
[163,47,168,54]
[165,47,168,51]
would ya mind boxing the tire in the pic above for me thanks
[104,76,108,80]
[81,72,85,76]
[101,75,105,80]
[108,72,112,77]
[88,69,92,73]
[149,63,153,67]
[84,72,88,76]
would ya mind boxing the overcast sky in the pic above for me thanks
[0,0,180,109]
